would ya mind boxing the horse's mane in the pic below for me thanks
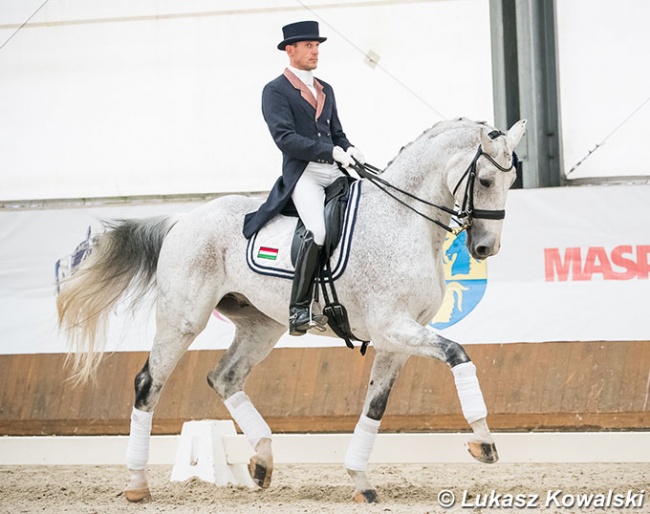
[386,118,491,168]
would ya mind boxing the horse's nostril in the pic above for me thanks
[476,245,490,258]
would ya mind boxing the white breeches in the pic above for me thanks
[292,162,344,246]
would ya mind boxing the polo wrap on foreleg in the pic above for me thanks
[452,362,488,424]
[224,391,272,449]
[344,414,381,472]
[125,407,153,470]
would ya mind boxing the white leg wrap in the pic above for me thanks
[344,414,381,472]
[224,391,272,449]
[452,362,488,424]
[125,407,153,470]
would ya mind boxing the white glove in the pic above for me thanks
[346,146,365,165]
[332,146,353,168]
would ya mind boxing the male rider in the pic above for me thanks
[243,20,364,336]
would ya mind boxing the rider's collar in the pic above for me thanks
[287,66,314,87]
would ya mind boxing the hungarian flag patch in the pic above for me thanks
[257,246,279,261]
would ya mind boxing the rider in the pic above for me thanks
[243,20,364,336]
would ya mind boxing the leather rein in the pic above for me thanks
[348,133,517,235]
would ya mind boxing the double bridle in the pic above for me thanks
[349,133,517,235]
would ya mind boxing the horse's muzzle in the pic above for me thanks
[467,230,501,260]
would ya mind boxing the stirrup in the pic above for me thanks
[305,316,328,332]
[295,318,327,333]
[309,301,328,331]
[290,303,328,335]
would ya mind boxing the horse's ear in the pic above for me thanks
[506,119,527,150]
[479,126,498,154]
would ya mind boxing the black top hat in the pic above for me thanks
[277,21,327,50]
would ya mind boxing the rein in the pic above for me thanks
[349,140,516,235]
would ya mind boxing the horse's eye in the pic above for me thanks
[479,178,492,188]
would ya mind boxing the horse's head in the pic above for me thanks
[449,119,527,260]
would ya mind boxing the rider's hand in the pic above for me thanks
[332,146,353,168]
[346,146,365,165]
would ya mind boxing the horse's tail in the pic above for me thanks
[57,215,180,384]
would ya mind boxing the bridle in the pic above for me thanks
[349,132,518,235]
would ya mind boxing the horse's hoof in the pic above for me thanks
[467,441,499,464]
[124,487,152,502]
[249,457,273,489]
[352,489,379,503]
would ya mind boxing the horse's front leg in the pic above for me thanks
[381,317,498,464]
[346,351,409,503]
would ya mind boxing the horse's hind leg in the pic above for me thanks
[207,296,286,489]
[124,298,214,501]
[346,351,409,503]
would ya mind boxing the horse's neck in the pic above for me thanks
[380,142,455,224]
[364,153,453,259]
[376,138,462,256]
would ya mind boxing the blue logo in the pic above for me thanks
[430,231,487,329]
[55,227,95,293]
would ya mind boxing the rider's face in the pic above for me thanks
[286,41,320,71]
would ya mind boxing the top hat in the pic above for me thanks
[277,21,327,50]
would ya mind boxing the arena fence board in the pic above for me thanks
[1,342,648,436]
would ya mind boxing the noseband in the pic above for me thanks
[350,132,517,235]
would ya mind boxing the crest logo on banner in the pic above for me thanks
[54,227,95,293]
[430,231,487,329]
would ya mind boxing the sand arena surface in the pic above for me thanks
[0,462,647,514]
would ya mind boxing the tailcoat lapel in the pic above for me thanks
[283,68,327,121]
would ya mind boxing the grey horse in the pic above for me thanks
[57,117,527,503]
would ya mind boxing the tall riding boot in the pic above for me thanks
[289,231,327,336]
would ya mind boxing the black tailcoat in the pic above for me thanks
[243,69,352,238]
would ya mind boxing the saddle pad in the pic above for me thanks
[246,179,362,281]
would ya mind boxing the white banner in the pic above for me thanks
[441,184,650,343]
[1,184,649,355]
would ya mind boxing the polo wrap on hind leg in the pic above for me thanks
[345,414,381,472]
[126,407,153,470]
[452,362,488,424]
[224,391,272,449]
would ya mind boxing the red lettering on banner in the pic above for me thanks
[544,245,650,281]
[637,246,650,279]
[544,248,585,281]
[583,247,610,279]
[610,245,638,280]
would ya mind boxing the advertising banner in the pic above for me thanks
[1,184,649,355]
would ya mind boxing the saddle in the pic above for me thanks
[288,176,353,265]
[285,176,369,355]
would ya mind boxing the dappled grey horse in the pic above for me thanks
[57,117,527,503]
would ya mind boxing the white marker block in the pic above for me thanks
[170,420,255,487]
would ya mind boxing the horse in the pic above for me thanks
[57,117,527,503]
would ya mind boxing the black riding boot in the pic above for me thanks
[289,231,327,336]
